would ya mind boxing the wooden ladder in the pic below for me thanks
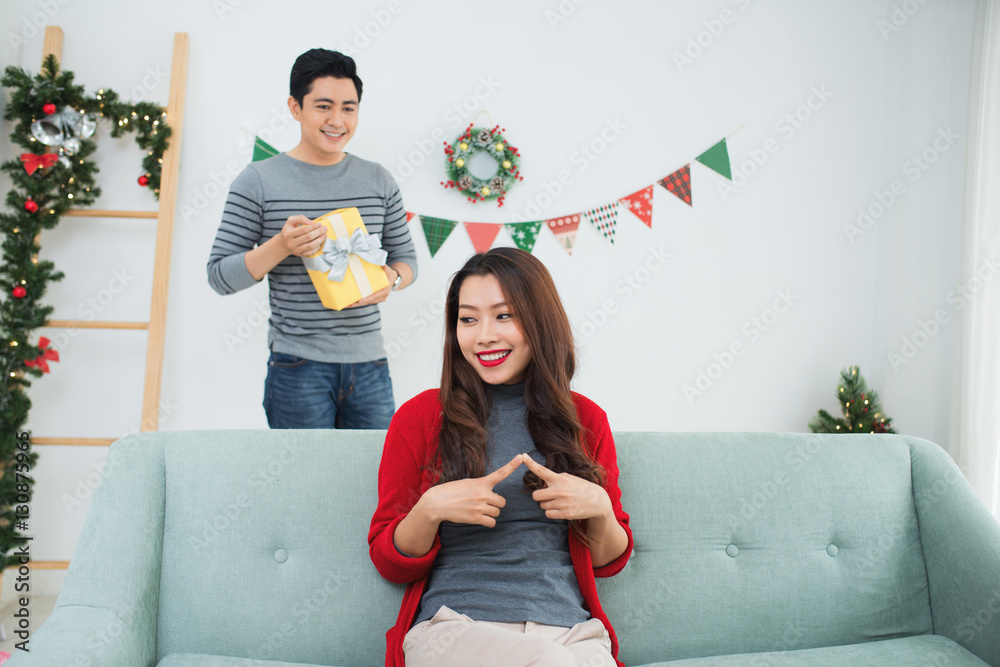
[25,26,189,571]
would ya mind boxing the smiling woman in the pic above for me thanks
[368,248,633,667]
[456,274,531,385]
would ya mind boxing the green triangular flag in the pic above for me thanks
[420,215,458,257]
[504,221,543,253]
[253,136,280,162]
[695,137,732,180]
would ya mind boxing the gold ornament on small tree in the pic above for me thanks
[809,365,896,434]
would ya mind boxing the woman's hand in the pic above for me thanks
[417,454,525,527]
[393,454,526,558]
[522,453,628,567]
[521,454,612,522]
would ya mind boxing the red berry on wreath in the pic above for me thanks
[24,198,38,213]
[42,102,57,115]
[12,286,27,298]
[138,174,150,187]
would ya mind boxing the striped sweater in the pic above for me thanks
[207,152,418,363]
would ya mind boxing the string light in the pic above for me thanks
[10,341,17,347]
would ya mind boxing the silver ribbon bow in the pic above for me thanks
[302,227,388,282]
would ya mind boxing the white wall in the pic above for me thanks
[0,1,982,561]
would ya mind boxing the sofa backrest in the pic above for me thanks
[600,432,933,665]
[155,429,402,666]
[98,429,934,666]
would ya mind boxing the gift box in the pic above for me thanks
[302,207,389,310]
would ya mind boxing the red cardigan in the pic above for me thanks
[367,388,633,667]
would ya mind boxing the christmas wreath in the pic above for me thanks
[441,123,521,206]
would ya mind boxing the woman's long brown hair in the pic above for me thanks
[437,248,604,492]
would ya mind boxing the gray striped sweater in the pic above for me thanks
[206,152,418,363]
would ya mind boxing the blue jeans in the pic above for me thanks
[263,351,395,429]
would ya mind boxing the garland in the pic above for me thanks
[0,55,171,569]
[441,123,521,206]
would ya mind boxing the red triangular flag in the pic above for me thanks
[619,185,654,228]
[658,164,692,206]
[464,222,502,253]
[405,211,415,223]
[545,214,581,256]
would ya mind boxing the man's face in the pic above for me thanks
[288,76,358,164]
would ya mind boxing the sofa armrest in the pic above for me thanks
[909,436,1000,666]
[8,433,165,666]
[6,606,153,667]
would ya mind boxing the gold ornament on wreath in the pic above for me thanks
[440,113,521,207]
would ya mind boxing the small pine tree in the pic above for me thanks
[809,366,896,434]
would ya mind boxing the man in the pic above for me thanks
[208,48,417,429]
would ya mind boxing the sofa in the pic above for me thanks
[8,430,1000,666]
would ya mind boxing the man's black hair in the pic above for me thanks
[289,49,363,106]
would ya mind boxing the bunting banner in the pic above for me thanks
[401,133,733,260]
[505,220,544,253]
[695,138,732,180]
[619,185,653,228]
[464,222,502,253]
[584,202,620,245]
[659,164,692,206]
[546,214,581,256]
[252,135,279,162]
[420,215,458,257]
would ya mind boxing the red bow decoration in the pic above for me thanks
[24,337,60,373]
[21,152,59,176]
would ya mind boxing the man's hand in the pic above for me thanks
[279,215,326,258]
[348,265,399,308]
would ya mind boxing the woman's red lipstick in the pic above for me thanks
[476,349,511,367]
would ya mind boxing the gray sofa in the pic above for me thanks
[9,430,1000,666]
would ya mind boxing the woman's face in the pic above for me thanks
[456,274,532,385]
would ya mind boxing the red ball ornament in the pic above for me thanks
[138,174,150,187]
[42,102,57,115]
[12,286,27,298]
[23,199,38,213]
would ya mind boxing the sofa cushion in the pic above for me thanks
[598,432,934,665]
[633,634,987,665]
[157,654,338,666]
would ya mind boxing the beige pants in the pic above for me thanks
[402,605,615,667]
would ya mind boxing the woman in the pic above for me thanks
[368,248,632,667]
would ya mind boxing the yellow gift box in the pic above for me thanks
[302,207,389,311]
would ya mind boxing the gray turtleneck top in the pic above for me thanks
[414,381,590,626]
